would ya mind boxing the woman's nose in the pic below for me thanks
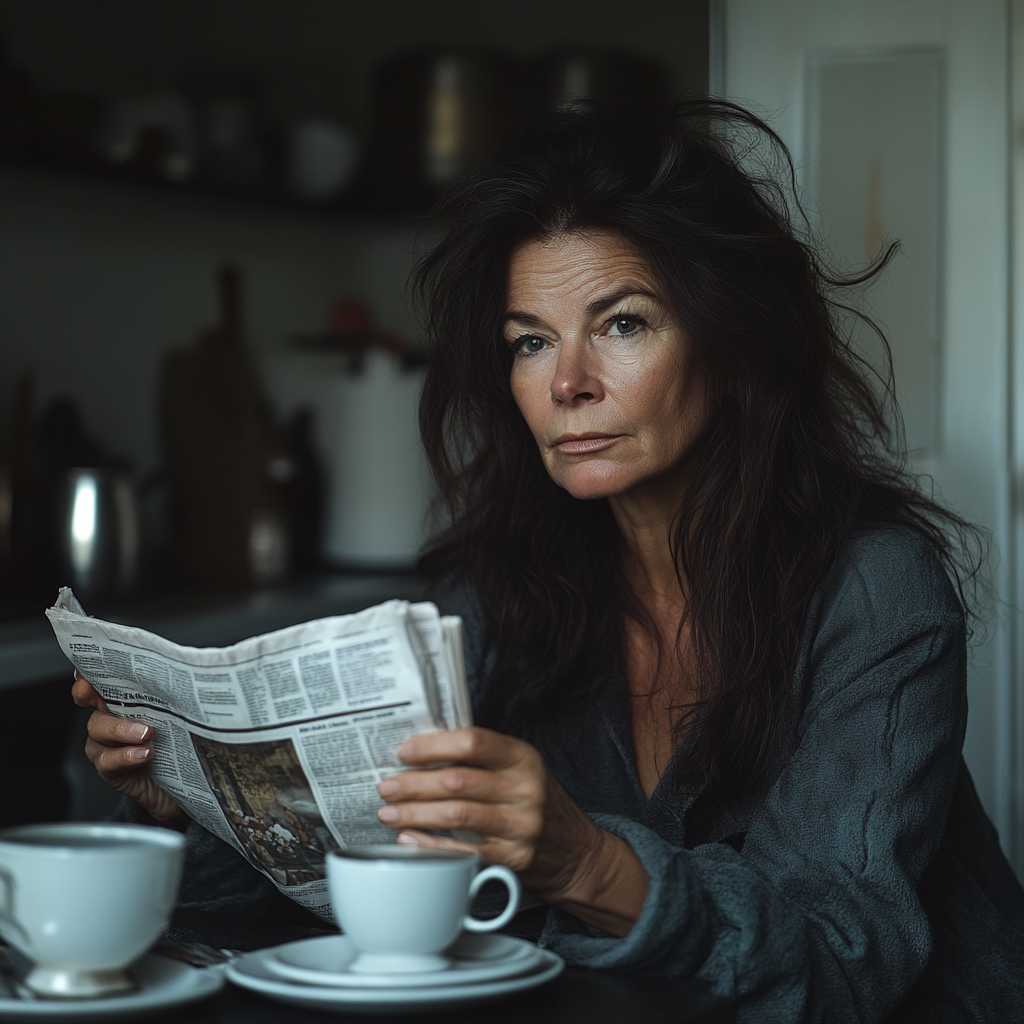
[551,341,604,405]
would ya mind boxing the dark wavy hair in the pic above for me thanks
[414,99,982,803]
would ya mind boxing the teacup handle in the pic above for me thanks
[0,866,30,948]
[463,864,521,933]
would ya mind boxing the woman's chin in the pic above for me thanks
[554,462,636,501]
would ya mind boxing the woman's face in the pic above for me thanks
[505,230,707,502]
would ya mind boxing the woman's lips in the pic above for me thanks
[552,433,620,454]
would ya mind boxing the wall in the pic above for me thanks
[0,168,430,562]
[0,166,423,474]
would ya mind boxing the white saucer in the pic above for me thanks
[0,954,224,1021]
[227,937,564,1016]
[265,933,544,988]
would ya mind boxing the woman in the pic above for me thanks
[75,101,1024,1021]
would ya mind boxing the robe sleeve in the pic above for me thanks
[537,530,968,1024]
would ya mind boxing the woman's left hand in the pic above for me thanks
[376,727,648,934]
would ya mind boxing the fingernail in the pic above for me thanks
[396,833,420,846]
[128,723,149,742]
[129,747,151,762]
[377,806,399,823]
[378,779,399,797]
[396,741,412,760]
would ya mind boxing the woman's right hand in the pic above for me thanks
[72,671,189,829]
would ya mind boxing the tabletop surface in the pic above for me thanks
[0,936,736,1024]
[1,898,738,1024]
[172,965,736,1024]
[147,907,737,1024]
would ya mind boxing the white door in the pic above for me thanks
[718,0,1020,874]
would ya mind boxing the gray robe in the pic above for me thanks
[470,526,1024,1022]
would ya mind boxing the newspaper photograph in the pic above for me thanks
[45,588,471,920]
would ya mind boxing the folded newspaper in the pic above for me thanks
[46,588,472,920]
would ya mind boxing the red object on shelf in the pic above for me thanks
[330,300,370,337]
[379,332,403,356]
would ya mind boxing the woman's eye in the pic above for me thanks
[607,317,643,337]
[515,335,549,356]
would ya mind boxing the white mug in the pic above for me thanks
[326,845,521,974]
[0,822,185,998]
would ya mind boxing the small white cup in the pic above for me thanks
[326,845,521,974]
[0,822,185,998]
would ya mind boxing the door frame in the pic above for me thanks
[1008,0,1024,874]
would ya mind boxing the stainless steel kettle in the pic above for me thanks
[56,468,139,600]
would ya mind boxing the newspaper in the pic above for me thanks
[46,588,472,921]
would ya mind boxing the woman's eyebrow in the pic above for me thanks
[502,310,546,328]
[503,288,661,327]
[584,288,660,315]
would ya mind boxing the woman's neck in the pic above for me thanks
[608,467,691,612]
[610,468,698,800]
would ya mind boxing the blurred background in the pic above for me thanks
[0,0,1021,885]
[0,0,707,600]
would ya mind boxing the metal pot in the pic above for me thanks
[56,469,139,601]
[526,47,670,114]
[363,48,513,208]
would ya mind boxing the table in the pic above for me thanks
[151,909,736,1023]
[172,967,736,1023]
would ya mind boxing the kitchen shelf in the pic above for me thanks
[0,571,425,691]
[0,157,432,236]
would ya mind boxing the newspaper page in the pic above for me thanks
[46,588,472,921]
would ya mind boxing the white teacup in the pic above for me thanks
[326,845,521,974]
[0,822,185,998]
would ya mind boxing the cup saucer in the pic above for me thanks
[226,940,564,1015]
[0,954,224,1021]
[264,933,544,988]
